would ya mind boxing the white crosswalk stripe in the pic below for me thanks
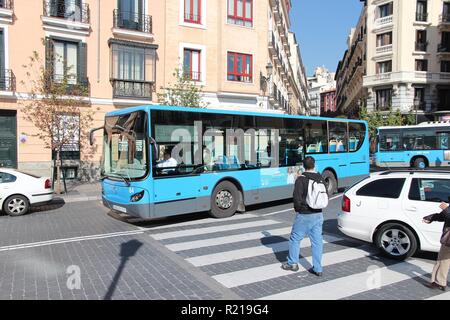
[151,219,281,240]
[212,245,378,288]
[259,259,435,300]
[144,213,258,231]
[147,213,442,300]
[186,234,342,267]
[165,227,292,252]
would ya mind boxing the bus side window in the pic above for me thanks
[305,120,328,154]
[348,123,365,152]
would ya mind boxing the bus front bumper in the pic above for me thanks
[102,196,151,219]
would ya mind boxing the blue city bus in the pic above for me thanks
[374,123,450,169]
[93,105,369,219]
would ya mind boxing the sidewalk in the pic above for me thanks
[54,181,102,203]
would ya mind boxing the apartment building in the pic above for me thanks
[0,0,307,177]
[288,31,310,115]
[308,66,336,116]
[337,0,450,121]
[335,1,367,118]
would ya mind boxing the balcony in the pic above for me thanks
[439,14,450,28]
[0,0,13,24]
[438,43,450,54]
[415,12,428,23]
[272,0,281,23]
[112,79,153,100]
[0,69,15,92]
[374,15,393,28]
[268,32,276,56]
[182,70,201,82]
[415,42,428,52]
[50,74,89,96]
[42,0,90,34]
[112,9,153,40]
[375,44,392,55]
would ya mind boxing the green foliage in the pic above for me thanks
[359,107,416,143]
[157,68,209,108]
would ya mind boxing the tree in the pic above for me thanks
[359,107,415,152]
[20,51,94,194]
[157,68,209,108]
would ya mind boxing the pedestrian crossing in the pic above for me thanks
[145,213,449,300]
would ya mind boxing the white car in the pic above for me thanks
[0,169,53,216]
[338,170,448,260]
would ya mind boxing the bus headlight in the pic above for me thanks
[130,190,145,202]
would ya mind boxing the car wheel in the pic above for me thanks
[413,157,427,169]
[375,223,418,261]
[210,181,239,219]
[322,170,337,196]
[3,195,29,217]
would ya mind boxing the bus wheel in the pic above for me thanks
[210,181,239,219]
[413,157,427,169]
[322,170,337,196]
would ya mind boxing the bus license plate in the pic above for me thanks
[113,205,127,213]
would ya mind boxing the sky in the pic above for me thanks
[290,0,365,77]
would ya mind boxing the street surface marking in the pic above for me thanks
[259,259,434,300]
[140,213,258,231]
[261,194,342,216]
[166,227,293,252]
[151,219,281,240]
[426,291,450,300]
[213,245,377,288]
[0,230,145,252]
[186,234,342,267]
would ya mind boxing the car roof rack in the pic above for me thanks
[379,169,450,175]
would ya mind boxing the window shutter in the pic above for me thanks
[78,42,87,85]
[45,37,54,77]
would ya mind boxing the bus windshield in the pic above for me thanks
[102,111,148,180]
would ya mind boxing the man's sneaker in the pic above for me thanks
[308,268,323,277]
[281,263,299,272]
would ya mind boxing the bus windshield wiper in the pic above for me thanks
[109,172,131,187]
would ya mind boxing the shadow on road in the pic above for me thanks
[104,239,143,300]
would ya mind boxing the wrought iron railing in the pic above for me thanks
[0,69,15,91]
[184,12,201,24]
[43,0,90,24]
[113,9,152,33]
[112,79,153,99]
[438,43,450,53]
[440,13,450,24]
[415,41,428,51]
[0,0,13,10]
[183,70,201,82]
[50,74,89,96]
[416,12,428,22]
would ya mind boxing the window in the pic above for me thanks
[227,52,252,83]
[328,122,348,153]
[414,87,425,110]
[356,178,405,199]
[376,89,392,111]
[409,179,450,203]
[52,114,81,161]
[348,123,366,152]
[441,60,450,73]
[117,0,144,30]
[227,0,253,27]
[305,120,328,154]
[376,60,392,74]
[415,59,428,71]
[378,2,393,18]
[415,30,427,51]
[184,0,201,24]
[380,131,402,151]
[437,132,450,150]
[416,0,427,21]
[0,172,16,183]
[441,32,450,49]
[376,32,392,47]
[183,49,201,81]
[402,129,436,151]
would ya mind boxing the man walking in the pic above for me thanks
[282,156,326,276]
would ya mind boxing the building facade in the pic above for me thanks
[0,0,308,177]
[337,0,450,121]
[307,66,336,116]
[320,89,337,117]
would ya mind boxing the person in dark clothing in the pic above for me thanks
[281,156,325,276]
[423,202,450,291]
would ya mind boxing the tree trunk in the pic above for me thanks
[56,150,62,195]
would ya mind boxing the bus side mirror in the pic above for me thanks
[89,126,104,146]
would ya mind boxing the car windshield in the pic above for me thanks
[102,111,148,180]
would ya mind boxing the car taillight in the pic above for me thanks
[342,195,351,213]
[45,179,52,189]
